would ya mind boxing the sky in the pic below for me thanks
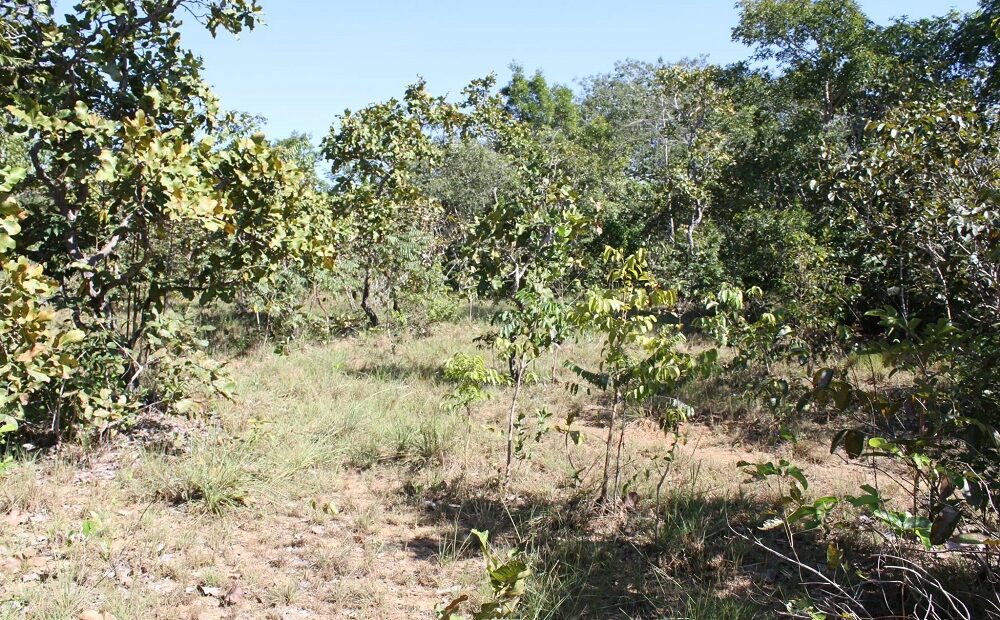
[179,0,981,141]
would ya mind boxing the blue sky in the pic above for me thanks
[180,0,980,141]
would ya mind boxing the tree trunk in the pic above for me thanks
[360,269,379,327]
[613,400,628,499]
[600,388,621,504]
[687,204,705,253]
[503,357,525,490]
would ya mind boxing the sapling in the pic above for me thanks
[566,246,715,504]
[441,352,505,464]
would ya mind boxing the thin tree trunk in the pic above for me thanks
[654,453,673,542]
[360,269,379,327]
[600,388,621,504]
[613,400,628,499]
[503,358,525,490]
[687,204,704,252]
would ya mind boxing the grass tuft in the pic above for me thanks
[138,438,254,514]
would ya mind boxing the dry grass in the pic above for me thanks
[0,319,880,619]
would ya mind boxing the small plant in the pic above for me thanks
[441,353,506,417]
[436,529,531,620]
[484,282,571,487]
[141,439,253,514]
[737,458,840,534]
[442,352,506,464]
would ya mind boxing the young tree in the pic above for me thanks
[0,168,84,437]
[322,81,461,327]
[461,77,593,486]
[567,247,714,504]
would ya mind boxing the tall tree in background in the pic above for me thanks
[501,64,579,133]
[323,82,462,327]
[733,0,885,127]
[953,0,1000,102]
[649,64,738,253]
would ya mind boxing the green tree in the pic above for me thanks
[820,93,999,330]
[462,76,593,485]
[953,0,1000,102]
[322,81,461,327]
[567,247,713,503]
[0,0,339,431]
[501,64,579,133]
[0,168,84,437]
[580,61,744,294]
[733,0,885,124]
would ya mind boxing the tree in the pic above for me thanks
[733,0,885,125]
[579,60,743,294]
[419,139,515,309]
[501,64,579,133]
[0,167,84,437]
[461,76,593,485]
[322,81,460,327]
[820,93,999,330]
[649,65,737,253]
[953,0,1000,102]
[567,247,712,503]
[0,0,339,431]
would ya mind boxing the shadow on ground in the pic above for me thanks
[401,480,778,619]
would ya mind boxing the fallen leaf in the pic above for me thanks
[197,584,223,598]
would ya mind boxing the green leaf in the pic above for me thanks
[830,429,848,454]
[212,378,237,398]
[489,560,530,585]
[813,368,835,389]
[470,529,490,555]
[58,329,86,346]
[0,217,20,235]
[787,466,809,490]
[0,415,18,436]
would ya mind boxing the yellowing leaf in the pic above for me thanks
[58,329,86,346]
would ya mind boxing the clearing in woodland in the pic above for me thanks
[2,321,873,620]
